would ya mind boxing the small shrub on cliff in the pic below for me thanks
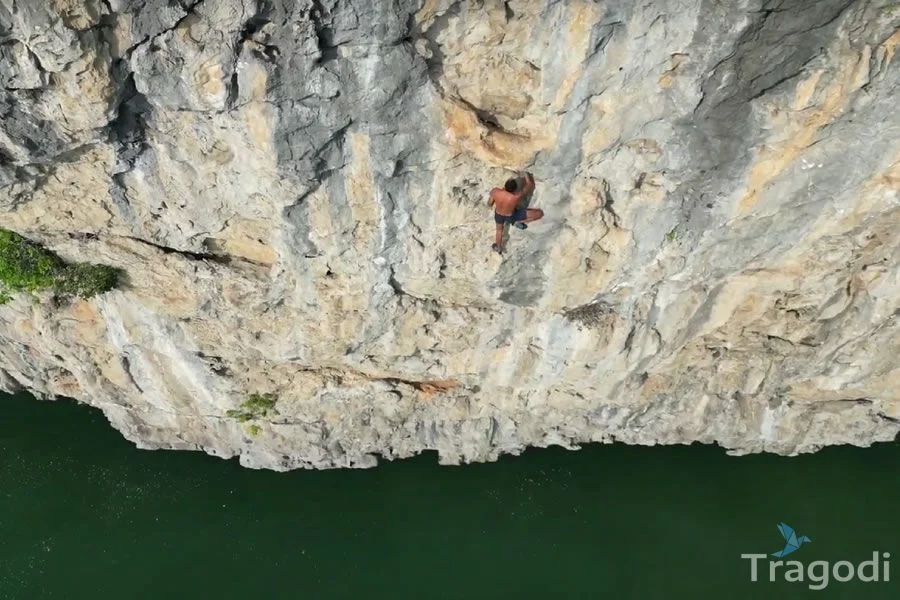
[226,393,278,422]
[562,301,616,329]
[54,262,122,298]
[0,229,122,304]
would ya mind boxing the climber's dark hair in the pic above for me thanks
[504,178,518,193]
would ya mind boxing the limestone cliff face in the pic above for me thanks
[0,0,898,469]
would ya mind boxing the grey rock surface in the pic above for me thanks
[0,0,898,469]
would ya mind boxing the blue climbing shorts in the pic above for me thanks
[494,207,527,224]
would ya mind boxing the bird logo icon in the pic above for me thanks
[771,522,812,558]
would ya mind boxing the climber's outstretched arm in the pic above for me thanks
[519,172,535,198]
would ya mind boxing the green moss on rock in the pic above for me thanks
[0,229,122,304]
[226,393,278,423]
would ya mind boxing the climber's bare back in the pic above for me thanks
[489,188,519,216]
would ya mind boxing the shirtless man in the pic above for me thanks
[487,172,544,254]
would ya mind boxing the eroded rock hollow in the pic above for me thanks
[1,0,898,469]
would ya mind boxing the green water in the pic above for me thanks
[1,392,898,599]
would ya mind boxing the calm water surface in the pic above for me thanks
[1,392,898,599]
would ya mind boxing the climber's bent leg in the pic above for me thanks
[513,207,543,229]
[522,208,544,223]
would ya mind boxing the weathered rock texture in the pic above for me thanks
[1,0,898,469]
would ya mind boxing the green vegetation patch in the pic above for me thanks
[227,393,278,423]
[0,229,121,304]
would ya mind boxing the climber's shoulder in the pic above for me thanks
[491,188,514,202]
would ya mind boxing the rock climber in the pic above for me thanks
[487,171,544,254]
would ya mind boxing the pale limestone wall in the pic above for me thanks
[0,0,897,469]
